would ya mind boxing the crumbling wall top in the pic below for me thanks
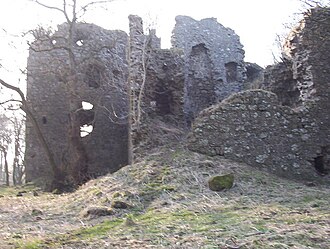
[171,15,244,64]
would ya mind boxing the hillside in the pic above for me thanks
[0,142,329,249]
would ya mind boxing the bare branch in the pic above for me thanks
[33,0,66,14]
[78,0,115,13]
[0,79,26,102]
[32,0,71,23]
[72,0,77,22]
[0,99,22,107]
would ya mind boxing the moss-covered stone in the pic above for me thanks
[208,174,234,191]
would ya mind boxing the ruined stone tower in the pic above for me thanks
[25,23,129,184]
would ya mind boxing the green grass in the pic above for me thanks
[13,209,247,248]
[75,219,123,239]
[15,240,44,249]
[0,184,39,196]
[11,193,330,248]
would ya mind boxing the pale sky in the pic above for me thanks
[0,0,306,90]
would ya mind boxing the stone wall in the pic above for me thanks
[188,7,330,181]
[25,23,129,184]
[145,49,184,120]
[262,61,299,107]
[172,16,246,124]
[128,14,146,110]
[188,90,323,180]
[128,15,185,128]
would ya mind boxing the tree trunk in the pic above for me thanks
[65,16,90,186]
[127,65,134,165]
[16,162,24,185]
[0,147,10,186]
[0,79,61,187]
[12,159,17,186]
[24,106,63,187]
[68,97,89,186]
[4,153,9,186]
[0,151,3,182]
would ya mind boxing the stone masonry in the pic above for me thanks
[188,8,330,181]
[172,16,246,124]
[25,23,129,184]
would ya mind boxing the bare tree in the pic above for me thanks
[271,0,330,64]
[0,114,11,186]
[28,0,118,188]
[10,115,25,185]
[0,79,59,185]
[0,112,25,185]
[1,0,121,190]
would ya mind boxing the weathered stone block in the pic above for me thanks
[208,174,234,191]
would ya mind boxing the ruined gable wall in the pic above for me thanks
[25,23,129,183]
[188,8,330,181]
[188,90,322,180]
[171,16,246,123]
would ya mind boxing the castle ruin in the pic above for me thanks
[25,8,329,185]
[25,14,247,185]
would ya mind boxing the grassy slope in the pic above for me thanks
[1,144,329,249]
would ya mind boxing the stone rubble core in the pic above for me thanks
[188,8,330,181]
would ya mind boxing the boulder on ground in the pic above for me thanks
[208,174,234,191]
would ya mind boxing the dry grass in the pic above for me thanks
[0,143,329,248]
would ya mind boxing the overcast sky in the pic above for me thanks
[0,0,308,87]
